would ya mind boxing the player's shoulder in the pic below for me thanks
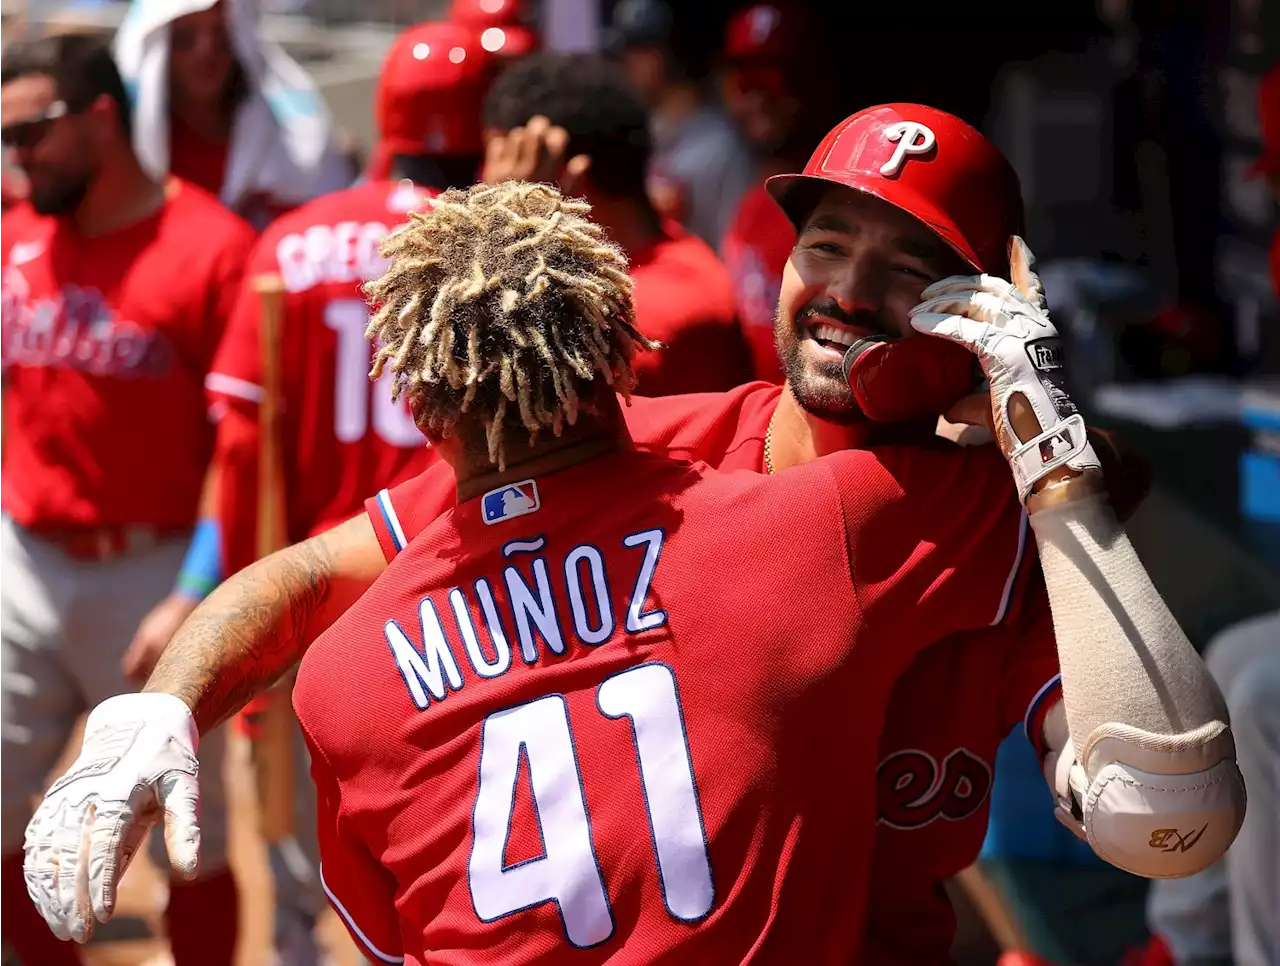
[278,179,429,230]
[862,437,1016,500]
[164,178,257,248]
[626,381,779,462]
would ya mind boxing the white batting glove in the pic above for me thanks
[909,236,1101,503]
[23,693,201,943]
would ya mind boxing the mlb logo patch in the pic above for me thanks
[482,480,541,525]
[1039,429,1073,464]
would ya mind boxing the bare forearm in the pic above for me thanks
[143,514,385,733]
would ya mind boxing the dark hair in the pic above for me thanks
[0,33,132,140]
[390,153,482,192]
[483,54,652,199]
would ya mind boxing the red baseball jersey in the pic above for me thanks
[206,179,439,574]
[628,223,754,397]
[1,182,254,530]
[366,383,1062,965]
[719,184,793,384]
[299,440,1032,965]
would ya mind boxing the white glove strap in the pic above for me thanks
[1009,413,1091,501]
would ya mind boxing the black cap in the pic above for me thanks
[602,0,674,56]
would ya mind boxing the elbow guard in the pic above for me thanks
[1045,717,1246,878]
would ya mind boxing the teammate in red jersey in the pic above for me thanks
[20,180,1031,963]
[128,20,500,675]
[363,104,1227,965]
[0,34,254,966]
[209,177,438,576]
[23,177,1239,963]
[480,53,753,396]
[166,23,494,965]
[208,177,436,965]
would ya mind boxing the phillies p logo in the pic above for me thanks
[880,121,937,177]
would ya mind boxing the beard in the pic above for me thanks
[774,302,880,426]
[28,171,91,216]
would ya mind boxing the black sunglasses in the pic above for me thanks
[1,100,73,150]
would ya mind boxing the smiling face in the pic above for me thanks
[774,184,969,422]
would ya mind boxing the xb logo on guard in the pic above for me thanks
[1148,824,1209,853]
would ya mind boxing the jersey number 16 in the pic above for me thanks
[325,299,423,447]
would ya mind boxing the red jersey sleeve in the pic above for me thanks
[996,562,1062,758]
[835,443,1034,655]
[363,456,453,561]
[200,216,257,371]
[304,726,405,965]
[206,232,279,405]
[208,234,280,574]
[213,403,261,576]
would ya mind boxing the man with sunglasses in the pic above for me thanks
[1,32,254,966]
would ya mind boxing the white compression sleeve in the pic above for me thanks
[1029,493,1245,877]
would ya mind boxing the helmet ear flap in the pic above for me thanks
[844,337,979,423]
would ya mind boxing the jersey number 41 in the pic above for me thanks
[470,662,715,948]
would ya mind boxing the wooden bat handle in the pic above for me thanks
[249,272,296,844]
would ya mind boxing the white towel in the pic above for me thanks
[112,0,349,211]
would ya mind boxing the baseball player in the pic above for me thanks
[123,19,502,677]
[27,180,1067,962]
[364,105,1241,965]
[718,2,839,383]
[1,34,255,966]
[363,20,494,188]
[205,168,437,966]
[22,126,1249,962]
[480,54,755,396]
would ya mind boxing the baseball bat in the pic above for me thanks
[953,865,1032,955]
[250,272,296,844]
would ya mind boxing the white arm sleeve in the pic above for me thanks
[1030,493,1246,878]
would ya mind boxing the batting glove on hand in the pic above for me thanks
[23,692,201,943]
[908,236,1100,503]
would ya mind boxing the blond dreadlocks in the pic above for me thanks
[364,181,659,470]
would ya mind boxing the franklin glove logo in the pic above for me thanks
[1149,823,1209,853]
[1025,338,1064,372]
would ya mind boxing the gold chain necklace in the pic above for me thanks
[763,411,775,475]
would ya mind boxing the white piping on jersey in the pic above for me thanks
[377,488,408,552]
[204,372,266,403]
[319,865,405,964]
[989,509,1029,626]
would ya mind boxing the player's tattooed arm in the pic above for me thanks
[143,514,388,733]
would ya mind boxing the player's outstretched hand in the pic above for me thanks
[23,693,201,943]
[908,236,1101,503]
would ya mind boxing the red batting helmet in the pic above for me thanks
[449,0,524,27]
[722,4,808,64]
[767,103,1024,277]
[373,21,494,169]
